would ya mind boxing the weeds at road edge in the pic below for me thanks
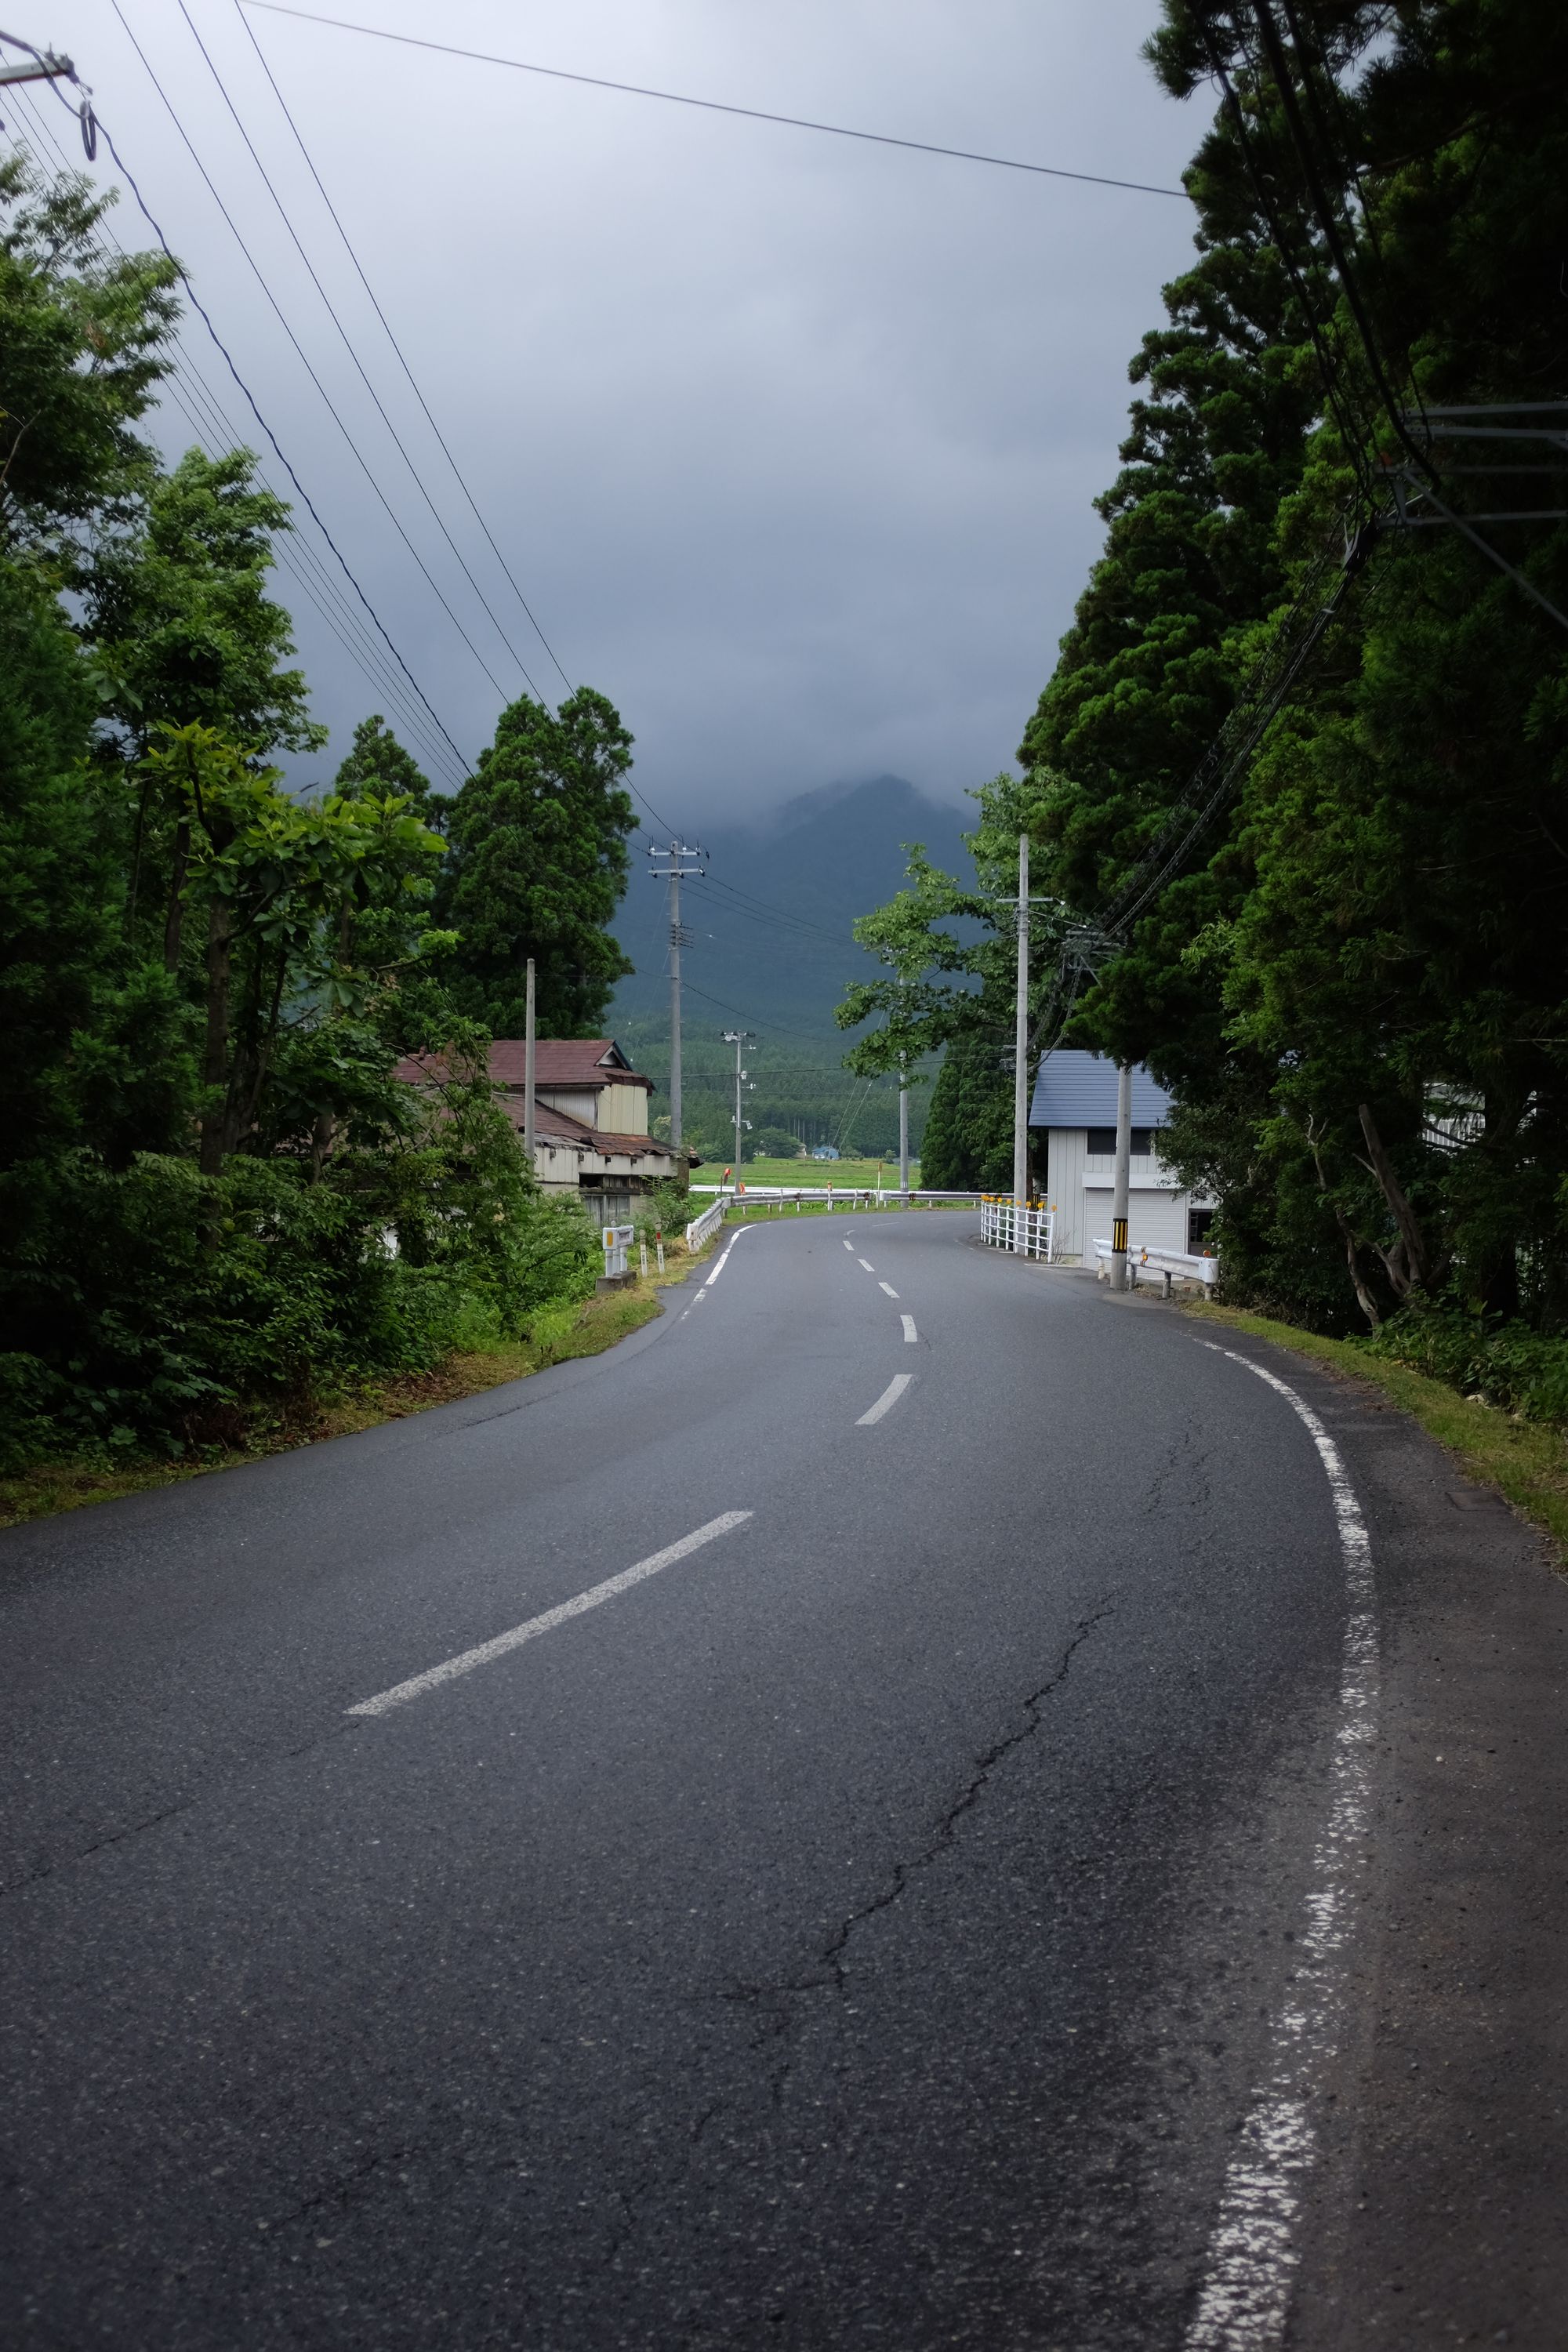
[0,1250,710,1532]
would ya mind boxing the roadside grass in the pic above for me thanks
[1181,1298,1568,1558]
[0,1250,706,1534]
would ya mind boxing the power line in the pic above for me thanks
[240,3,1190,200]
[11,83,466,784]
[233,0,575,698]
[82,100,475,779]
[176,0,550,702]
[106,0,511,707]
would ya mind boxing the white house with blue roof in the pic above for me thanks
[1029,1050,1214,1266]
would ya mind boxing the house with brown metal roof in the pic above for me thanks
[395,1038,680,1228]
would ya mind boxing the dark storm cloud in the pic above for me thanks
[18,0,1200,827]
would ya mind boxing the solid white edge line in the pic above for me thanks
[705,1219,758,1287]
[901,1314,918,1342]
[346,1511,755,1719]
[1182,1344,1379,2352]
[856,1373,913,1425]
[879,1281,899,1298]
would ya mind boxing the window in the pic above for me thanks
[1188,1207,1215,1254]
[1085,1127,1155,1157]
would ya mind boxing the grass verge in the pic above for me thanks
[0,1254,702,1534]
[1180,1298,1568,1559]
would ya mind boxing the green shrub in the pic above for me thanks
[1372,1299,1568,1424]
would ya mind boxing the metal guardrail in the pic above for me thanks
[979,1197,1055,1260]
[1093,1238,1219,1298]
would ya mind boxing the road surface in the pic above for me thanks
[3,1211,1566,2348]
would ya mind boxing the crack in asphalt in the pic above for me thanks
[720,1605,1116,2108]
[0,1720,364,1900]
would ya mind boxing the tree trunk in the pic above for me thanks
[163,819,191,973]
[1357,1102,1432,1292]
[198,894,234,1176]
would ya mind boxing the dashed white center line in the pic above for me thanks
[842,1240,855,1252]
[901,1314,918,1343]
[858,1258,875,1272]
[879,1281,899,1298]
[857,1374,913,1425]
[347,1512,756,1719]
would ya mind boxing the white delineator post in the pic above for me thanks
[524,956,536,1173]
[1110,1060,1131,1292]
[1011,831,1029,1228]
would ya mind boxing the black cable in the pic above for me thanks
[106,0,510,709]
[234,0,575,696]
[85,110,473,776]
[239,4,1189,200]
[177,0,550,702]
[1245,3,1435,483]
[8,93,467,782]
[1200,22,1374,484]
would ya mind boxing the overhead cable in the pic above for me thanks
[238,4,1189,200]
[176,0,549,700]
[9,95,467,783]
[233,0,574,696]
[77,103,474,777]
[106,0,510,709]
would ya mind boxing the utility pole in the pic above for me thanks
[723,1029,754,1174]
[898,1057,910,1200]
[1109,1062,1132,1291]
[647,841,706,1150]
[1013,830,1030,1208]
[523,956,536,1171]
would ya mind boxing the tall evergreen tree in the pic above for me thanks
[437,688,637,1037]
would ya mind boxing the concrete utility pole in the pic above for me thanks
[523,956,536,1171]
[1110,1061,1132,1291]
[1012,830,1030,1207]
[647,841,706,1149]
[723,1029,754,1174]
[898,1057,910,1200]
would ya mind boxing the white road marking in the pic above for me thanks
[901,1315,918,1343]
[842,1239,855,1252]
[858,1257,875,1272]
[857,1374,913,1425]
[347,1512,755,1719]
[1183,1345,1379,2352]
[879,1281,899,1298]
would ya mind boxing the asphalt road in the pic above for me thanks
[2,1211,1566,2349]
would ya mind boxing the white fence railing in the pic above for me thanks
[684,1196,729,1250]
[1093,1238,1219,1298]
[980,1198,1055,1260]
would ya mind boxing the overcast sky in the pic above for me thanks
[9,0,1203,833]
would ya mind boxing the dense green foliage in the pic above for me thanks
[844,0,1568,1382]
[918,1036,1014,1192]
[0,161,625,1471]
[437,688,637,1037]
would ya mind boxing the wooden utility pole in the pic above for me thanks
[524,956,536,1169]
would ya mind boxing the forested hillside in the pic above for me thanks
[612,776,971,1159]
[0,158,637,1471]
[844,0,1568,1402]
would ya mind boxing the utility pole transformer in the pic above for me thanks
[1110,1062,1132,1291]
[1013,831,1030,1207]
[646,840,706,1149]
